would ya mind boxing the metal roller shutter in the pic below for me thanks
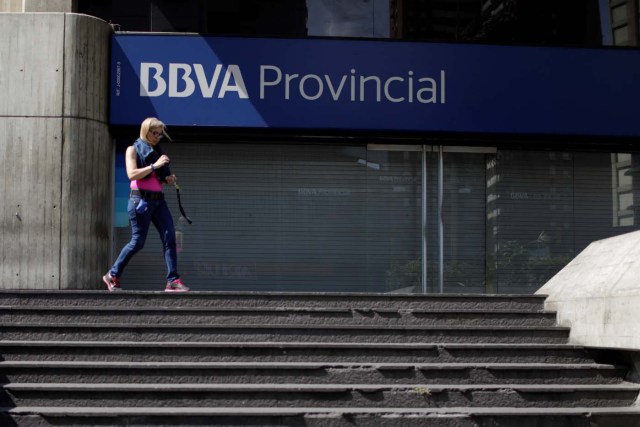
[114,142,422,292]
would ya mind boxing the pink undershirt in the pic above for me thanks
[131,171,163,192]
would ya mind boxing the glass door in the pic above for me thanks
[370,145,495,294]
[439,147,496,293]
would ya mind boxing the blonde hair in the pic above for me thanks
[139,117,171,141]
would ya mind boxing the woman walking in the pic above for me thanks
[103,117,189,292]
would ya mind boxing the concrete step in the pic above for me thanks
[0,306,558,327]
[0,341,596,363]
[4,406,640,427]
[2,383,638,409]
[0,323,570,344]
[0,291,548,311]
[0,291,634,427]
[0,361,628,385]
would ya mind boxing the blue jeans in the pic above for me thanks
[110,194,179,282]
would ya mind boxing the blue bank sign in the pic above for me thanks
[111,35,640,137]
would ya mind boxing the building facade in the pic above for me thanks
[1,0,640,293]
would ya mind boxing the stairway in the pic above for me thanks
[0,291,638,426]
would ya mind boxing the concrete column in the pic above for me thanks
[0,13,112,290]
[0,0,76,12]
[0,0,21,11]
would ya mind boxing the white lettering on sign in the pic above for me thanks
[140,62,446,105]
[140,63,249,99]
[260,65,446,104]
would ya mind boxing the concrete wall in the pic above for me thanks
[536,230,640,350]
[0,0,21,12]
[0,13,112,289]
[0,0,76,12]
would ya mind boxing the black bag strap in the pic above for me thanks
[174,184,193,224]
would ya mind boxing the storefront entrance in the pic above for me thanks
[115,142,497,293]
[113,140,639,294]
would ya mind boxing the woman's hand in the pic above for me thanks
[153,155,171,169]
[165,174,177,185]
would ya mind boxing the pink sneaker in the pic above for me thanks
[102,272,121,292]
[165,278,189,292]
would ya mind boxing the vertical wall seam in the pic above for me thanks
[58,13,67,290]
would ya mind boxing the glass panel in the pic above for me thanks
[365,149,423,293]
[611,4,628,22]
[441,152,491,294]
[574,152,640,246]
[614,25,629,44]
[306,0,390,38]
[493,151,574,293]
[618,169,632,187]
[492,150,640,294]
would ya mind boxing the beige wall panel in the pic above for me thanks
[0,13,64,117]
[0,1,22,12]
[60,118,112,290]
[0,117,62,289]
[64,14,111,121]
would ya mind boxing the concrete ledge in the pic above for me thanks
[536,230,640,350]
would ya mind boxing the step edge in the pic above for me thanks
[0,322,570,331]
[4,383,640,392]
[0,341,584,349]
[0,361,623,370]
[3,406,640,417]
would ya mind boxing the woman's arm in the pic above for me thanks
[125,146,171,181]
